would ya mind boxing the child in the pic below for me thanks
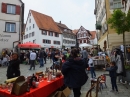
[103,61,118,92]
[88,54,96,79]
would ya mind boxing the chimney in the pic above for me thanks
[59,21,61,24]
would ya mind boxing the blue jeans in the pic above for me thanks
[90,67,96,78]
[39,58,44,67]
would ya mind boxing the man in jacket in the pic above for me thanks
[39,50,44,67]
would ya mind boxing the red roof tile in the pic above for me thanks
[72,29,79,35]
[31,10,61,33]
[90,31,96,39]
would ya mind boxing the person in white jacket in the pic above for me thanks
[29,50,36,70]
[88,54,96,79]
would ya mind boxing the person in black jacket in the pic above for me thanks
[7,52,20,79]
[61,48,88,97]
[103,61,118,92]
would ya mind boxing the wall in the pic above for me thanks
[0,0,22,52]
[23,11,62,49]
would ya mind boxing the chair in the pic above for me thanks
[85,76,101,97]
[100,75,107,89]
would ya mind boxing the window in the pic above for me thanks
[26,34,28,38]
[54,41,60,45]
[29,33,32,37]
[80,40,82,43]
[49,32,53,36]
[113,2,121,8]
[7,5,16,14]
[43,39,51,44]
[29,26,31,30]
[84,33,86,37]
[33,24,34,28]
[33,39,36,43]
[110,0,122,9]
[84,40,86,43]
[6,23,16,32]
[29,19,31,23]
[42,30,47,35]
[32,32,34,36]
[24,35,26,39]
[55,33,59,37]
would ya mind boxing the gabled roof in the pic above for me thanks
[30,10,61,33]
[74,26,91,35]
[72,29,79,35]
[56,22,69,29]
[90,31,96,39]
[19,0,24,4]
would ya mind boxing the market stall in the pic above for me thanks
[0,70,64,97]
[18,42,41,49]
[93,56,107,69]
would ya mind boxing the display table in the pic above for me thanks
[0,76,64,97]
[93,59,106,66]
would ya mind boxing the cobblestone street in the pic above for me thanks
[0,60,130,97]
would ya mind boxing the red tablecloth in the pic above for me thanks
[0,76,63,97]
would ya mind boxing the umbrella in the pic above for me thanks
[18,42,41,49]
[79,43,92,47]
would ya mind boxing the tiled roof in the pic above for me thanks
[56,22,69,29]
[72,29,79,35]
[31,10,61,33]
[90,31,96,39]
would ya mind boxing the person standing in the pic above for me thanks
[62,48,88,97]
[88,54,96,79]
[29,50,36,70]
[7,52,20,79]
[39,50,44,67]
[43,50,47,64]
[103,61,118,92]
[82,48,88,68]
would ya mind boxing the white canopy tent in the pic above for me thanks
[79,43,92,47]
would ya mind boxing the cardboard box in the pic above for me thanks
[56,87,71,97]
[48,91,58,97]
[11,76,28,95]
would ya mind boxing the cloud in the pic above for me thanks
[22,0,96,31]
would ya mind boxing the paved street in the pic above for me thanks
[0,60,130,97]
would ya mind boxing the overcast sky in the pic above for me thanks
[22,0,96,31]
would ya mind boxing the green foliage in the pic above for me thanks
[125,65,130,70]
[107,9,130,34]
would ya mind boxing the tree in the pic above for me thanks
[107,9,130,64]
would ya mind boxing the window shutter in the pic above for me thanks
[49,40,51,44]
[16,5,21,15]
[48,31,50,36]
[59,41,60,45]
[1,3,7,13]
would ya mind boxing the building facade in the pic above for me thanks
[76,26,92,45]
[90,31,97,45]
[0,0,24,52]
[23,10,62,50]
[94,0,130,50]
[56,22,76,49]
